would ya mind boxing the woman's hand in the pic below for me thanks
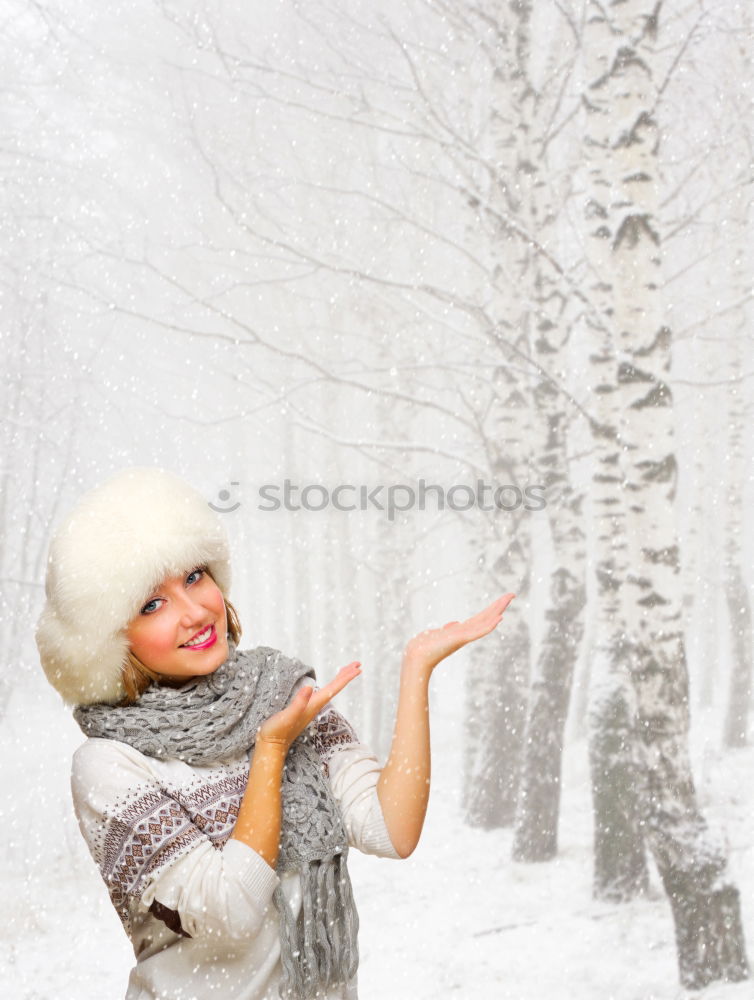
[403,593,516,675]
[235,662,362,867]
[256,661,362,754]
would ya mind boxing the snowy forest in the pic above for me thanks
[2,1,753,998]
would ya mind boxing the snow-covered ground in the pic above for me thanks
[2,674,752,1000]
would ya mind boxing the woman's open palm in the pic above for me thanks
[256,593,514,751]
[404,593,515,672]
[257,661,362,752]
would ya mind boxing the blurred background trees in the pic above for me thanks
[3,0,752,993]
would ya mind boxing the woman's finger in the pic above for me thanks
[491,593,516,614]
[472,593,515,620]
[315,661,362,702]
[463,593,515,633]
[318,661,362,700]
[444,594,514,636]
[433,594,514,652]
[257,684,315,745]
[304,662,362,723]
[275,684,314,722]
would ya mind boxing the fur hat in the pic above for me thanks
[35,466,232,707]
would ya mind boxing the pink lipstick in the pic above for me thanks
[181,624,217,650]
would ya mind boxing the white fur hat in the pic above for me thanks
[35,466,232,706]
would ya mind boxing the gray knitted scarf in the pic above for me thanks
[73,639,358,1000]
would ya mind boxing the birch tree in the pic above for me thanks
[582,0,748,986]
[581,0,652,902]
[463,378,533,828]
[489,0,590,862]
[721,317,752,748]
[720,28,753,748]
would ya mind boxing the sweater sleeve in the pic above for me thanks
[70,738,280,943]
[301,680,402,861]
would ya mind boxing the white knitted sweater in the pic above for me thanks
[70,676,401,1000]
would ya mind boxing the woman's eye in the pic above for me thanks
[139,568,205,614]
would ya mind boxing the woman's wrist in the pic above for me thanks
[400,650,434,685]
[253,736,290,765]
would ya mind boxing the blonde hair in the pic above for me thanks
[119,572,242,705]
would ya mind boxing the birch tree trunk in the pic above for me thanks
[568,606,595,742]
[501,0,588,862]
[462,1,534,829]
[584,0,748,986]
[368,352,413,760]
[513,383,586,859]
[682,375,720,711]
[721,353,752,747]
[721,166,753,748]
[463,535,530,828]
[582,2,650,902]
[463,364,532,828]
[586,354,649,900]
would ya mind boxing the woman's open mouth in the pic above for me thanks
[181,624,217,649]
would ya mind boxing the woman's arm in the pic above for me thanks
[377,593,515,858]
[304,689,401,859]
[229,738,287,868]
[71,739,280,942]
[376,653,432,859]
[230,660,363,869]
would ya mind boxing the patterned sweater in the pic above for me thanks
[70,676,401,1000]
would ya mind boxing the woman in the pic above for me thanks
[35,466,514,1000]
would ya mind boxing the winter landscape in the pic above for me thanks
[2,2,753,999]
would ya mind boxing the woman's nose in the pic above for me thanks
[177,593,207,625]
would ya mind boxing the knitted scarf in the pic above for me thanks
[72,638,359,1000]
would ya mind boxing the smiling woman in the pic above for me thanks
[35,465,513,1000]
[125,566,230,685]
[120,568,244,703]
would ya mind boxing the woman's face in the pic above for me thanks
[125,566,229,683]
